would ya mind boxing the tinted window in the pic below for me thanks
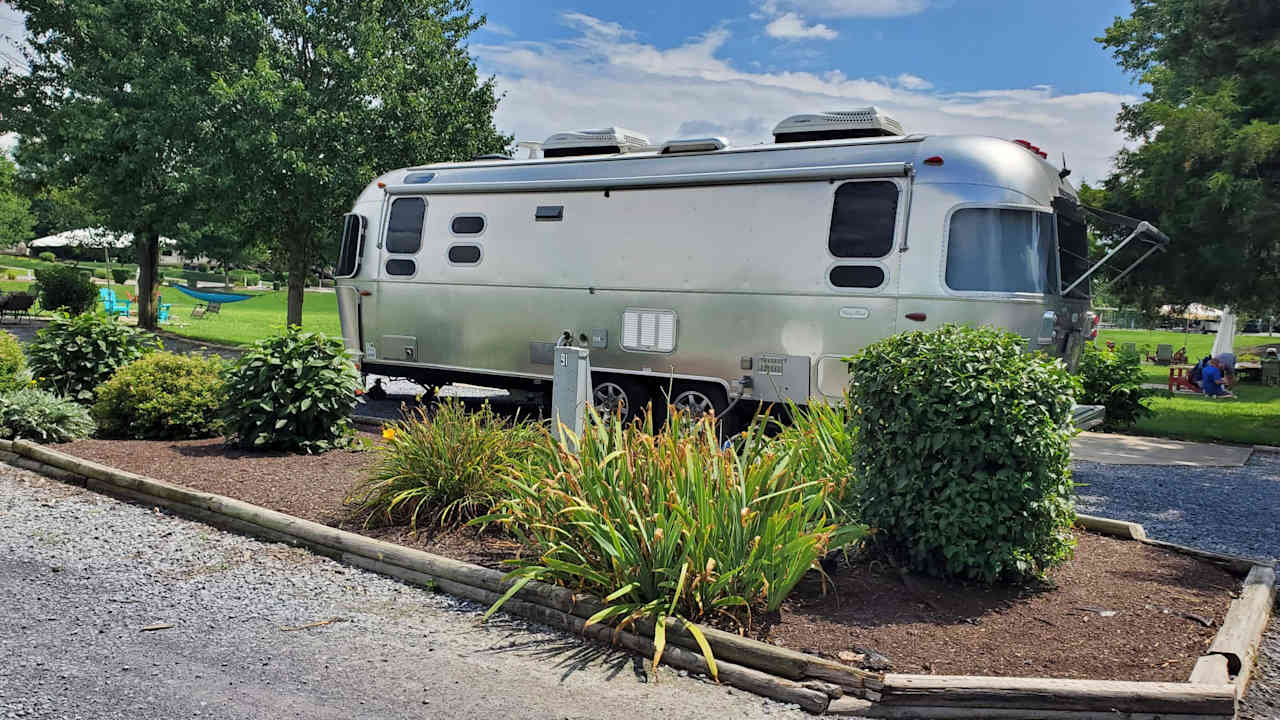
[451,215,485,234]
[535,205,564,221]
[386,198,425,253]
[1056,214,1090,299]
[448,245,481,264]
[829,265,885,288]
[335,214,364,278]
[946,209,1055,293]
[828,181,898,258]
[385,258,416,276]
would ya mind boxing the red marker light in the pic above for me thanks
[924,156,944,166]
[905,312,927,322]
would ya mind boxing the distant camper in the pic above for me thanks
[334,108,1168,422]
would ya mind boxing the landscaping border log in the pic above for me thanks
[0,438,1262,718]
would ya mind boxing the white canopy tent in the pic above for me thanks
[1212,307,1236,359]
[29,228,176,249]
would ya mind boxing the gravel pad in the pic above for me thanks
[0,465,808,720]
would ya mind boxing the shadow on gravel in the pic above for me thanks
[480,622,648,684]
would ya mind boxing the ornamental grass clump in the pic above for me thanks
[846,324,1078,583]
[347,399,541,529]
[26,314,162,402]
[221,326,359,453]
[478,410,865,676]
[92,352,226,439]
[0,388,95,442]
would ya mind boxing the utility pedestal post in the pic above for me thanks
[552,345,592,442]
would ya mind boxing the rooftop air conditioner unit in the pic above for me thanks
[772,108,905,143]
[541,127,651,158]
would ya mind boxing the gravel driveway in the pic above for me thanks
[0,465,808,720]
[1072,452,1280,720]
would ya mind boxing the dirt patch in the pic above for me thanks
[56,437,1237,682]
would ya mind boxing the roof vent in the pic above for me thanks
[659,137,728,154]
[542,127,651,158]
[773,108,905,143]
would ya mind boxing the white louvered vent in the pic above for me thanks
[621,309,677,353]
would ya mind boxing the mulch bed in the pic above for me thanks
[59,437,1237,682]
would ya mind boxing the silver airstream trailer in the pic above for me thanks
[334,108,1167,421]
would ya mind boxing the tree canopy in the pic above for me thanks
[0,155,36,248]
[1095,0,1280,315]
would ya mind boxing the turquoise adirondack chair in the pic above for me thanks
[99,288,131,317]
[156,295,172,323]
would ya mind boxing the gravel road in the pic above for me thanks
[0,465,808,720]
[1072,452,1279,720]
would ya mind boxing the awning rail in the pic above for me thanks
[1058,201,1171,297]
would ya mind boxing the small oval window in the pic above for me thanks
[830,265,885,288]
[385,258,416,276]
[448,244,481,264]
[451,215,485,234]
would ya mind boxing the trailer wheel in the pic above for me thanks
[668,385,740,438]
[592,376,649,423]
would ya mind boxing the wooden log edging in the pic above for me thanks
[1077,513,1265,576]
[0,439,1258,718]
[1206,564,1277,699]
[1076,513,1146,540]
[0,438,879,713]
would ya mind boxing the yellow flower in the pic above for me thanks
[382,427,397,440]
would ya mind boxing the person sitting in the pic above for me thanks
[1201,358,1233,398]
[1214,352,1238,386]
[1187,356,1210,390]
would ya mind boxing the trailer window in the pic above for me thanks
[828,181,898,258]
[447,244,481,264]
[385,258,415,276]
[451,215,485,235]
[386,198,425,254]
[1056,213,1090,299]
[946,209,1056,294]
[829,265,885,289]
[335,214,365,278]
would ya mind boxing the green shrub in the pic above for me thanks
[27,314,162,402]
[846,324,1078,583]
[5,271,15,281]
[110,268,131,284]
[0,388,95,442]
[221,326,360,452]
[1076,344,1153,431]
[480,410,864,673]
[0,330,26,393]
[347,400,540,528]
[33,265,98,315]
[92,268,108,279]
[92,352,225,439]
[37,251,56,263]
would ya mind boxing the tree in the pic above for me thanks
[1095,1,1280,315]
[0,155,36,249]
[0,0,249,329]
[205,0,510,326]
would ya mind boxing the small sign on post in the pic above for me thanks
[552,345,592,442]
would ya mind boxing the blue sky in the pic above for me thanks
[468,0,1143,183]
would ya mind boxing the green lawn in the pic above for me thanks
[1,279,341,347]
[1096,328,1280,446]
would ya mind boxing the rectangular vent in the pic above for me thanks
[621,309,677,353]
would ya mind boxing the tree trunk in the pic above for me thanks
[286,244,307,327]
[135,230,161,330]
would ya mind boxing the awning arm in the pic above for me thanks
[1059,203,1171,297]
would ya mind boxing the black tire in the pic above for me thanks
[666,383,739,439]
[591,375,651,424]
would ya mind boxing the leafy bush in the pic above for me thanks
[1076,344,1153,431]
[347,400,540,528]
[33,265,97,315]
[846,324,1078,583]
[222,326,360,452]
[92,352,225,439]
[0,388,95,442]
[37,251,56,263]
[110,268,131,284]
[5,271,15,280]
[92,268,107,279]
[0,330,26,393]
[27,314,162,402]
[481,410,864,672]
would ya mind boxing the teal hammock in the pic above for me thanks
[173,284,255,304]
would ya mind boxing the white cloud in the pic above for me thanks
[895,73,932,90]
[761,0,932,18]
[481,22,516,38]
[765,13,839,41]
[475,13,1133,185]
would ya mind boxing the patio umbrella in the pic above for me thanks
[1212,307,1236,358]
